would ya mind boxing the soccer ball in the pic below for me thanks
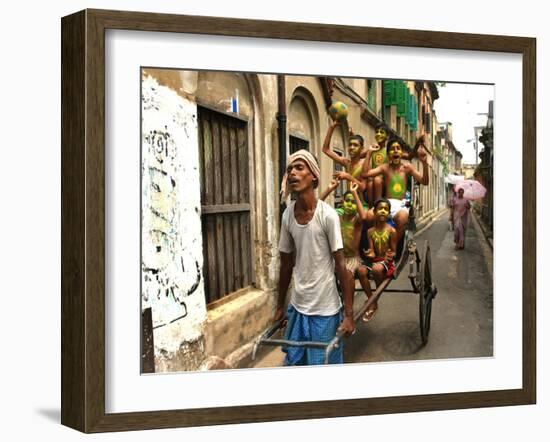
[328,101,349,121]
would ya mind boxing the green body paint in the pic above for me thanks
[347,161,366,205]
[350,161,363,180]
[371,148,387,168]
[340,216,357,256]
[388,173,406,198]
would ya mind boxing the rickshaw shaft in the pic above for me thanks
[259,338,329,349]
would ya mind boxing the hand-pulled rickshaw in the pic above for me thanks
[252,176,438,364]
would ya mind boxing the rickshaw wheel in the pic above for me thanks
[419,240,433,345]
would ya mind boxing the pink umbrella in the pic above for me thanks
[454,180,487,200]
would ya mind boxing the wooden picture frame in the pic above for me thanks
[61,8,536,433]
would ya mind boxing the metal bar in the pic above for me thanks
[277,75,287,224]
[252,319,283,360]
[352,277,393,324]
[382,289,417,293]
[324,242,417,362]
[324,268,398,364]
[324,339,342,364]
[260,339,328,349]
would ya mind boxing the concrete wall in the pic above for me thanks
[141,73,208,371]
[142,69,284,372]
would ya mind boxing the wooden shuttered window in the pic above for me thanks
[385,80,414,123]
[396,81,407,117]
[289,135,309,154]
[383,80,396,106]
[414,98,417,129]
[424,112,432,133]
[412,95,419,130]
[406,94,419,130]
[197,106,253,304]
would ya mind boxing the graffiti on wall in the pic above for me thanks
[141,75,207,352]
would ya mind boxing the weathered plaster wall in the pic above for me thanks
[141,74,207,371]
[255,74,280,290]
[196,71,253,116]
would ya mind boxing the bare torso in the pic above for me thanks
[384,164,409,200]
[340,214,362,257]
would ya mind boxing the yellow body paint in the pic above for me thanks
[372,228,390,257]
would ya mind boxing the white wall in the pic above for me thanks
[0,0,547,441]
[141,75,207,364]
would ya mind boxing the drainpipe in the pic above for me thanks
[277,75,287,221]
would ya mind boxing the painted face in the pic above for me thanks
[375,202,390,221]
[342,193,358,216]
[348,139,362,158]
[375,128,388,144]
[388,142,403,164]
[286,159,314,192]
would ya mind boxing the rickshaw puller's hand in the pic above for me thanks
[338,316,356,337]
[273,306,287,327]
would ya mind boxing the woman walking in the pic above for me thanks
[451,188,471,250]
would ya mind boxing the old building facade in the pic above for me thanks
[474,100,494,233]
[141,69,448,372]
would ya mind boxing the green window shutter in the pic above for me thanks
[410,96,414,129]
[383,80,395,106]
[407,94,414,126]
[405,93,412,124]
[396,81,406,117]
[413,98,418,130]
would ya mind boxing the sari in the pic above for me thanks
[452,196,471,249]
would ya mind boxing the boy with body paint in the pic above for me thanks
[363,136,429,244]
[322,120,368,206]
[365,123,390,205]
[364,124,419,205]
[363,197,398,321]
[320,181,373,309]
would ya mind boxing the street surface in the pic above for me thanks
[251,210,493,367]
[345,210,493,363]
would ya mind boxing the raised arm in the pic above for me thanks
[361,143,378,175]
[402,150,413,161]
[320,179,340,201]
[333,170,366,192]
[322,121,349,167]
[406,147,429,185]
[350,182,367,221]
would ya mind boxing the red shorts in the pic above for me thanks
[372,257,395,278]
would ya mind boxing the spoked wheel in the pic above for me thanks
[418,240,435,345]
